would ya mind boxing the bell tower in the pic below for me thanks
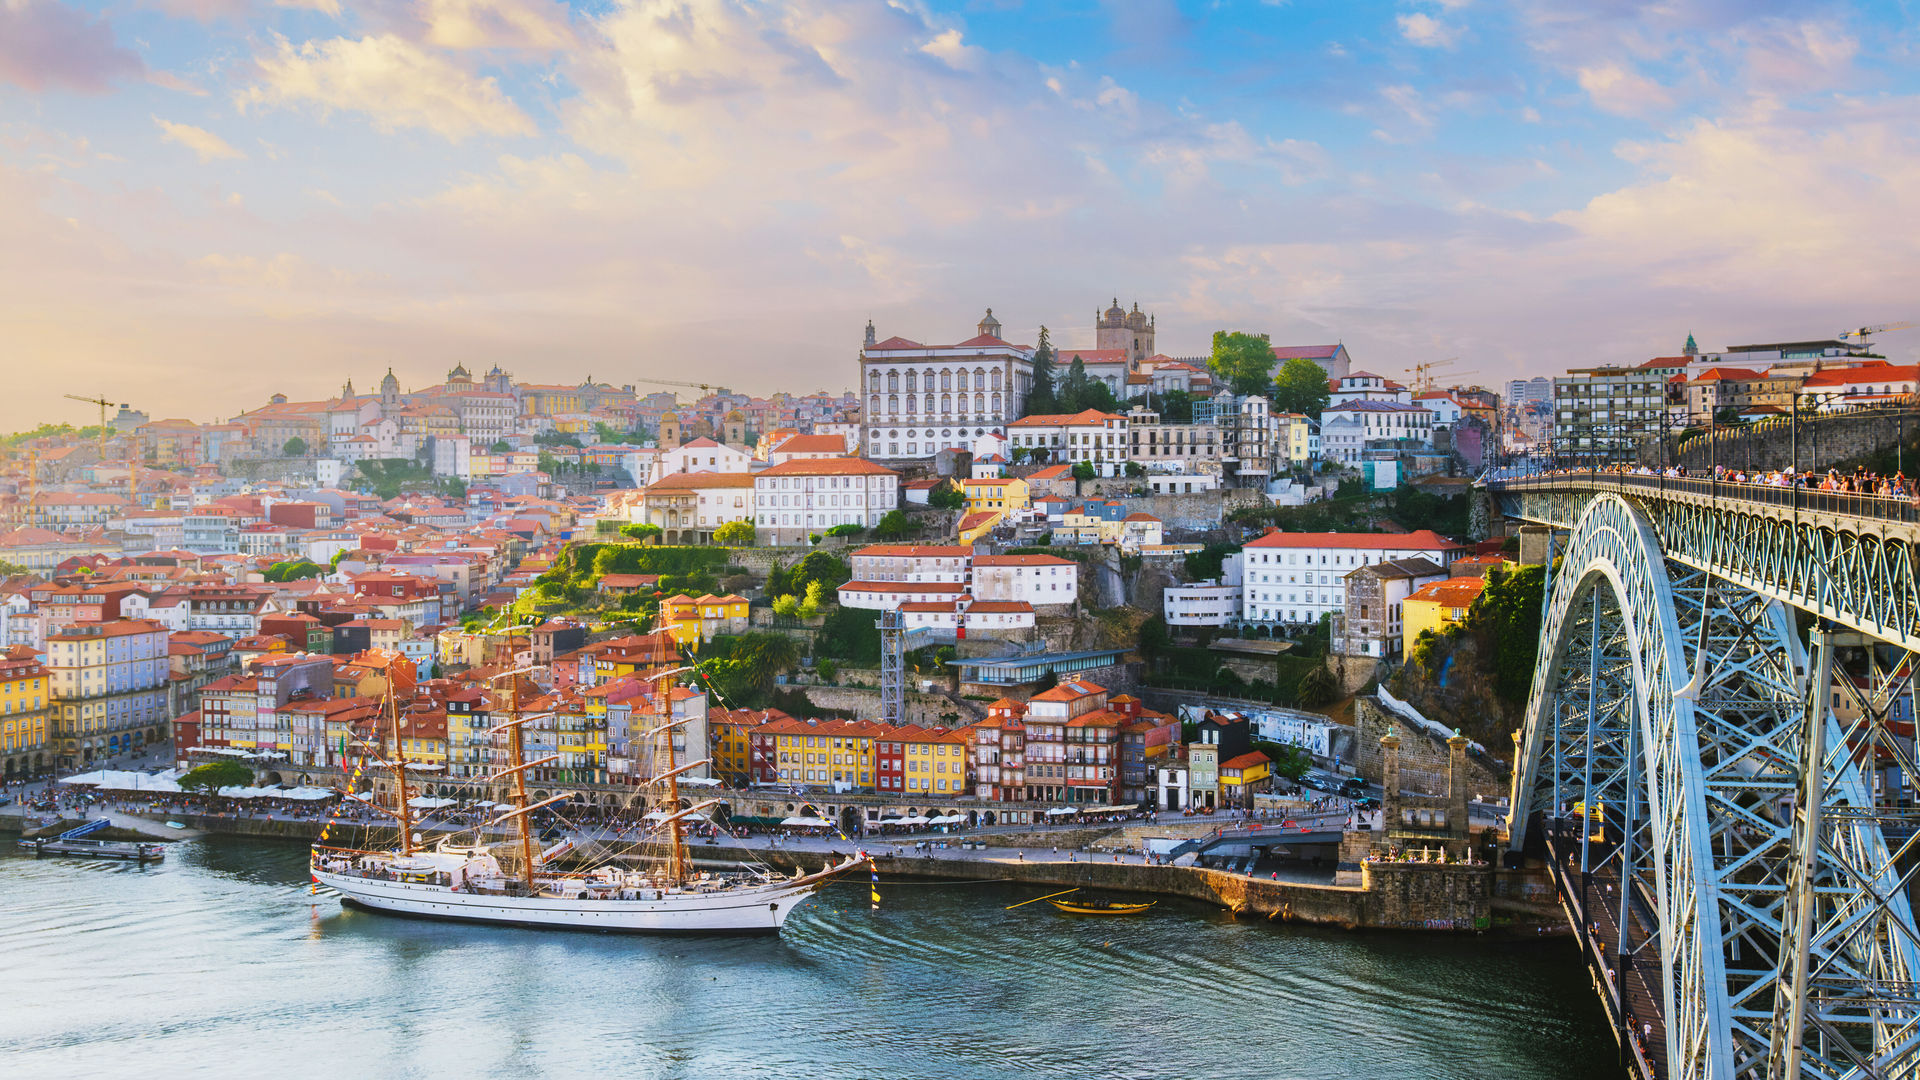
[977,308,1002,341]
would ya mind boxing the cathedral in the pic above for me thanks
[1095,299,1155,365]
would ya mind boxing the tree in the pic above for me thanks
[927,483,966,511]
[1011,446,1030,464]
[772,594,800,617]
[0,558,32,578]
[178,760,254,794]
[1209,330,1277,396]
[826,523,864,538]
[1258,743,1312,782]
[282,437,308,457]
[799,580,827,619]
[1071,462,1096,483]
[263,559,324,582]
[713,520,755,547]
[1124,461,1146,478]
[1139,614,1170,658]
[874,509,912,540]
[809,533,823,546]
[790,549,851,595]
[816,658,838,683]
[620,523,663,543]
[1061,354,1091,411]
[1295,664,1338,709]
[1026,325,1059,414]
[1273,355,1332,417]
[489,440,511,453]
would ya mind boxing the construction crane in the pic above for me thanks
[64,392,135,503]
[632,376,723,400]
[1405,358,1462,393]
[1839,321,1913,342]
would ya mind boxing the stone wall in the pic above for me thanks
[1666,408,1915,472]
[1329,653,1384,696]
[1350,696,1506,800]
[802,685,968,726]
[1362,861,1492,931]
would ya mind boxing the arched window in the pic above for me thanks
[975,393,986,413]
[992,392,1001,413]
[887,395,898,414]
[956,370,968,391]
[869,395,880,416]
[868,372,880,392]
[905,371,917,392]
[887,371,898,392]
[991,369,1002,390]
[906,394,917,414]
[940,393,951,414]
[941,370,951,391]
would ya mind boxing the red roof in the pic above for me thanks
[868,336,924,349]
[853,545,972,557]
[1246,529,1463,551]
[755,457,898,477]
[838,581,967,594]
[1408,576,1487,607]
[1008,409,1122,428]
[1220,751,1271,771]
[974,554,1072,566]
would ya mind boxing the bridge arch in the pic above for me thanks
[1509,492,1920,1079]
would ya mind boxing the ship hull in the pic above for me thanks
[312,869,822,935]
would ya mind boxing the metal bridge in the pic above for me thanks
[1490,471,1920,1080]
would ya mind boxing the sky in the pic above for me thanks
[5,0,1920,429]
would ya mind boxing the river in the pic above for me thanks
[2,835,1618,1080]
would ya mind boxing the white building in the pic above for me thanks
[655,437,752,483]
[847,545,973,585]
[969,554,1078,609]
[1319,401,1435,465]
[860,309,1034,463]
[1241,530,1464,626]
[1163,553,1243,627]
[430,434,472,480]
[1328,371,1412,406]
[1005,409,1131,477]
[900,597,1035,633]
[751,457,900,546]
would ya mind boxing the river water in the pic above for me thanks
[2,835,1618,1080]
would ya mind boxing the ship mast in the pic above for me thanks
[386,682,416,857]
[505,675,537,889]
[657,666,687,884]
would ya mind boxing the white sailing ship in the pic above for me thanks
[312,656,858,935]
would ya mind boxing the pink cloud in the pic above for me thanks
[0,0,145,93]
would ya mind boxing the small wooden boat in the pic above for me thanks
[1048,898,1156,915]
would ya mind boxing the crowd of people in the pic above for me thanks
[1515,460,1920,502]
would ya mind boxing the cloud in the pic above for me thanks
[238,33,537,141]
[0,0,145,93]
[1576,62,1672,115]
[276,0,341,15]
[417,0,574,50]
[1397,12,1461,49]
[154,116,248,161]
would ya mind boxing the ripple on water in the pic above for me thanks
[1,838,1619,1080]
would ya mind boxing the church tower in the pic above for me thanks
[977,308,1002,341]
[379,368,402,410]
[1096,299,1155,364]
[1683,332,1699,357]
[864,319,876,349]
[659,411,683,447]
[723,409,748,446]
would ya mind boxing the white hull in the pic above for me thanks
[312,868,832,935]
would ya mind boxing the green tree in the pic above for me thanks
[790,549,851,595]
[927,483,966,511]
[1295,664,1338,709]
[1132,389,1194,421]
[282,437,308,457]
[1071,462,1095,483]
[1060,354,1091,411]
[826,523,864,538]
[1026,325,1059,414]
[620,523,663,542]
[263,559,324,582]
[489,440,511,453]
[1272,355,1333,417]
[178,760,254,794]
[816,658,838,683]
[1466,564,1547,705]
[772,594,800,617]
[1010,446,1030,464]
[1124,461,1146,477]
[534,431,583,448]
[1209,330,1277,396]
[815,605,882,663]
[0,558,34,577]
[874,509,912,540]
[1139,614,1170,658]
[798,580,827,618]
[809,533,823,546]
[1257,743,1312,782]
[330,548,349,568]
[713,520,755,547]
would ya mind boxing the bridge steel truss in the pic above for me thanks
[1503,490,1920,1080]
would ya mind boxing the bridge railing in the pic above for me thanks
[1490,470,1920,526]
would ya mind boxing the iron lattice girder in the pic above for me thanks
[1506,493,1920,1080]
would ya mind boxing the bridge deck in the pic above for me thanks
[1546,826,1665,1080]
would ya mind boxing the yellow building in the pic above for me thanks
[660,593,749,645]
[1402,576,1487,661]
[896,726,968,796]
[1219,750,1272,807]
[964,476,1029,516]
[1,646,52,779]
[957,510,1002,545]
[1277,413,1312,469]
[759,717,880,789]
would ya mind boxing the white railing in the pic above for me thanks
[1376,684,1486,755]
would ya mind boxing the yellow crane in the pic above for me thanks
[64,392,135,503]
[632,376,723,400]
[1405,358,1463,392]
[1839,321,1913,342]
